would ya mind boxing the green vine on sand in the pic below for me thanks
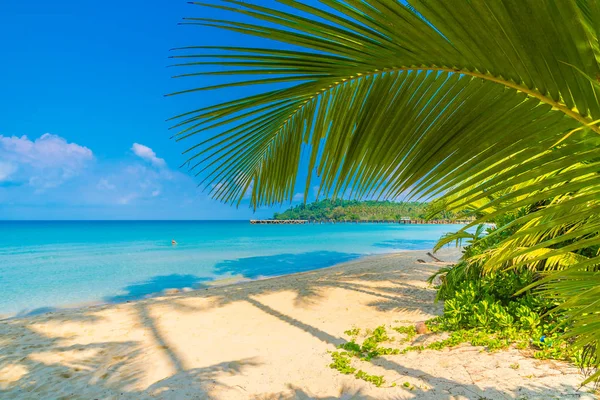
[329,230,597,390]
[328,325,415,387]
[328,321,592,389]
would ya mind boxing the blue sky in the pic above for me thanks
[0,0,313,220]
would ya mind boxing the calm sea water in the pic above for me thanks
[0,221,463,316]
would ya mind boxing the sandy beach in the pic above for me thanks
[0,249,594,399]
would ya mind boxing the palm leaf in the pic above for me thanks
[170,0,599,207]
[170,0,600,381]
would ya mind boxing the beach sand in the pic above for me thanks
[0,249,594,399]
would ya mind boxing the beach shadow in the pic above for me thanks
[330,280,440,313]
[245,297,345,346]
[255,383,403,399]
[100,251,361,307]
[133,301,188,373]
[143,357,263,398]
[14,306,62,318]
[0,312,143,398]
[147,252,444,315]
[214,251,362,279]
[1,250,591,399]
[371,356,589,399]
[9,306,107,323]
[0,301,265,399]
[105,274,212,303]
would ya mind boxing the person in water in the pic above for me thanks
[171,239,177,245]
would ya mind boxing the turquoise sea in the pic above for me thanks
[0,221,463,317]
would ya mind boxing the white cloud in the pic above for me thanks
[117,194,138,205]
[0,133,93,189]
[293,192,304,201]
[0,133,269,220]
[97,178,116,191]
[131,143,166,168]
[0,161,17,182]
[97,164,173,206]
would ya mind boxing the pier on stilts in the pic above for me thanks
[250,219,309,224]
[250,219,471,225]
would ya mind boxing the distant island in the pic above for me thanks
[272,200,466,222]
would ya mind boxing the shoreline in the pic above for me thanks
[2,248,443,321]
[1,248,593,399]
[2,222,463,323]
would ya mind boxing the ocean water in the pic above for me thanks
[0,221,464,317]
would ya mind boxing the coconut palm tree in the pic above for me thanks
[169,0,600,381]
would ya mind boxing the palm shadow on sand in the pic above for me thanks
[104,274,213,303]
[213,251,362,279]
[99,251,361,305]
[1,250,590,399]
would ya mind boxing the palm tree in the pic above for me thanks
[169,0,600,381]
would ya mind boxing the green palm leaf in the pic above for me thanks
[170,0,599,204]
[170,0,600,382]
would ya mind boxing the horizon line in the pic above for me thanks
[0,219,253,222]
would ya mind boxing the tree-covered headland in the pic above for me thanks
[272,200,464,222]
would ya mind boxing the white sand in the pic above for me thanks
[0,249,595,399]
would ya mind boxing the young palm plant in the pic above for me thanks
[169,0,600,382]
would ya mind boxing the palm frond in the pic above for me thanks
[170,0,599,207]
[170,0,600,382]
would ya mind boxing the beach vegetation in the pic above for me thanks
[429,210,599,378]
[330,318,593,389]
[344,327,361,337]
[391,325,417,343]
[273,199,465,222]
[329,324,406,386]
[171,0,600,383]
[328,212,598,386]
[329,351,386,387]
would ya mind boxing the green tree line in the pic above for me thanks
[273,200,462,221]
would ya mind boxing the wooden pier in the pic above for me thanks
[250,219,471,225]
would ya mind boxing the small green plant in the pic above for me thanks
[344,328,360,337]
[355,370,385,387]
[329,351,356,375]
[510,363,520,370]
[392,325,417,343]
[329,325,405,386]
[329,350,386,386]
[401,381,415,390]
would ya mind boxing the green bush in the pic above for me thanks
[427,226,589,368]
[327,211,595,386]
[433,271,551,333]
